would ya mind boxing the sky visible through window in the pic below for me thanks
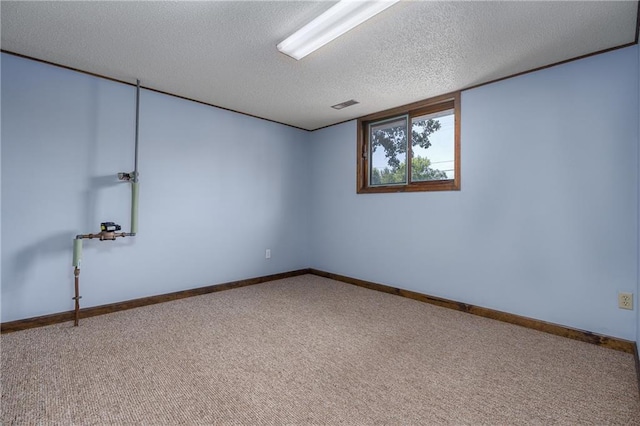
[371,113,454,180]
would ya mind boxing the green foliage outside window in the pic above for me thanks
[370,118,446,185]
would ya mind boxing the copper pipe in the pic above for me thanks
[75,231,131,241]
[71,232,131,326]
[73,267,81,326]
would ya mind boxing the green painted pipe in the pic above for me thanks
[131,182,139,234]
[72,238,83,267]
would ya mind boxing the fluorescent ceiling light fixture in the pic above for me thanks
[277,0,400,60]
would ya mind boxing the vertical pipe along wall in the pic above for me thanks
[70,79,141,325]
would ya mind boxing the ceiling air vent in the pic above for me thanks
[331,99,359,110]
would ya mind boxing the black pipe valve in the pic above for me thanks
[100,222,121,232]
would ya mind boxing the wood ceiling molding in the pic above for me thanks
[1,1,638,131]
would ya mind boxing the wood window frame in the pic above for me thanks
[357,91,461,193]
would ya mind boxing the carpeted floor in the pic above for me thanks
[2,275,639,425]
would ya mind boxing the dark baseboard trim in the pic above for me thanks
[1,268,311,334]
[4,267,637,354]
[309,269,637,354]
[634,343,640,393]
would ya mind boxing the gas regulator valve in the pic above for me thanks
[100,222,121,232]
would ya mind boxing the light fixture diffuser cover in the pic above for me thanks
[277,0,400,60]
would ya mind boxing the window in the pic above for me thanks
[357,92,460,193]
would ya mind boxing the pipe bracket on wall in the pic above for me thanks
[117,172,138,181]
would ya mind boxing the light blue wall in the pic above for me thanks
[1,53,310,322]
[2,46,639,343]
[309,46,639,341]
[0,56,2,315]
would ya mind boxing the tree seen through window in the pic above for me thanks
[370,113,450,185]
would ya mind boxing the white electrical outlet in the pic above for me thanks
[265,249,271,259]
[618,292,633,310]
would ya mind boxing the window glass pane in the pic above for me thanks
[369,116,408,186]
[411,109,454,181]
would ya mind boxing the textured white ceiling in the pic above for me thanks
[1,1,638,130]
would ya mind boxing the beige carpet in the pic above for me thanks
[2,275,639,425]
